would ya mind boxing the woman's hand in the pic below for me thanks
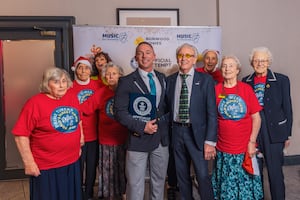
[247,141,257,157]
[284,139,291,149]
[14,136,41,177]
[24,162,41,177]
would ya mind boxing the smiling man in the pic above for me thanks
[114,41,169,200]
[166,43,217,200]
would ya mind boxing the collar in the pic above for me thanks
[138,68,156,78]
[75,78,90,85]
[179,67,194,77]
[245,69,277,82]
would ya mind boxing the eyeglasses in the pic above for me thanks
[177,53,195,59]
[253,59,268,64]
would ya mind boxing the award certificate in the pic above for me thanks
[129,93,156,122]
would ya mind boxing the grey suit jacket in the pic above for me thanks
[114,69,169,152]
[166,69,217,150]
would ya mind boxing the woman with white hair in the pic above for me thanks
[212,55,263,199]
[12,67,83,200]
[81,62,128,200]
[242,47,293,200]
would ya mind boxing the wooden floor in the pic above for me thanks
[0,165,299,200]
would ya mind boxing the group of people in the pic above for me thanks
[12,41,292,200]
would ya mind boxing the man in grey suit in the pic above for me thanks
[114,41,169,200]
[166,43,217,200]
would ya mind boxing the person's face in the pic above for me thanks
[177,46,197,74]
[252,52,269,76]
[95,55,108,72]
[221,58,240,81]
[75,63,91,81]
[135,44,156,72]
[105,67,120,87]
[203,51,218,72]
[48,74,68,99]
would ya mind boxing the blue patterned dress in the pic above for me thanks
[213,82,264,200]
[212,151,263,200]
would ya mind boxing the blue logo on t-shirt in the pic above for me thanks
[254,83,265,106]
[77,89,94,104]
[51,106,80,133]
[105,98,114,119]
[218,94,247,121]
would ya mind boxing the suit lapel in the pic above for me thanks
[190,72,196,108]
[191,70,201,99]
[169,72,178,111]
[132,70,149,94]
[155,71,165,104]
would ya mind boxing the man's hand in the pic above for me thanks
[144,119,158,134]
[204,143,216,160]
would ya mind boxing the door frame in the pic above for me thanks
[0,16,75,180]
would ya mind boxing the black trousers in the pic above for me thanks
[257,112,285,200]
[80,140,98,199]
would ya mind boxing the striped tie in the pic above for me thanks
[148,72,156,95]
[178,74,189,122]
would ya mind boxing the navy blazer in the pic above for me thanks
[114,69,169,152]
[242,69,293,142]
[166,70,217,150]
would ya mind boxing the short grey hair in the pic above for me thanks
[39,67,72,93]
[102,62,124,78]
[221,55,242,73]
[249,46,273,65]
[176,43,198,58]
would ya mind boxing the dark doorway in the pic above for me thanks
[0,16,75,180]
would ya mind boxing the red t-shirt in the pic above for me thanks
[12,91,81,170]
[70,80,100,142]
[80,86,128,145]
[91,75,107,88]
[215,81,262,154]
[254,75,267,106]
[196,67,224,83]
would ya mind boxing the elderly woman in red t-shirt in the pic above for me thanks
[81,62,128,200]
[212,55,263,199]
[12,67,83,200]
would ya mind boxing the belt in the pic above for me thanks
[173,121,192,127]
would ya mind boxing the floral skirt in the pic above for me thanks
[98,144,126,199]
[212,151,263,200]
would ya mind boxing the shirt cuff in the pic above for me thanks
[205,140,216,147]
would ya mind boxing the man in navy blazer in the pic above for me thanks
[114,42,169,200]
[166,43,217,200]
[242,47,293,200]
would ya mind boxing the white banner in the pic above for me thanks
[73,25,221,76]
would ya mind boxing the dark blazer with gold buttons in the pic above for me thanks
[242,69,293,142]
[113,69,169,152]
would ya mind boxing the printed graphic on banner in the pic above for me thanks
[73,25,221,76]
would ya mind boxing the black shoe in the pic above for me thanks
[167,187,177,200]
